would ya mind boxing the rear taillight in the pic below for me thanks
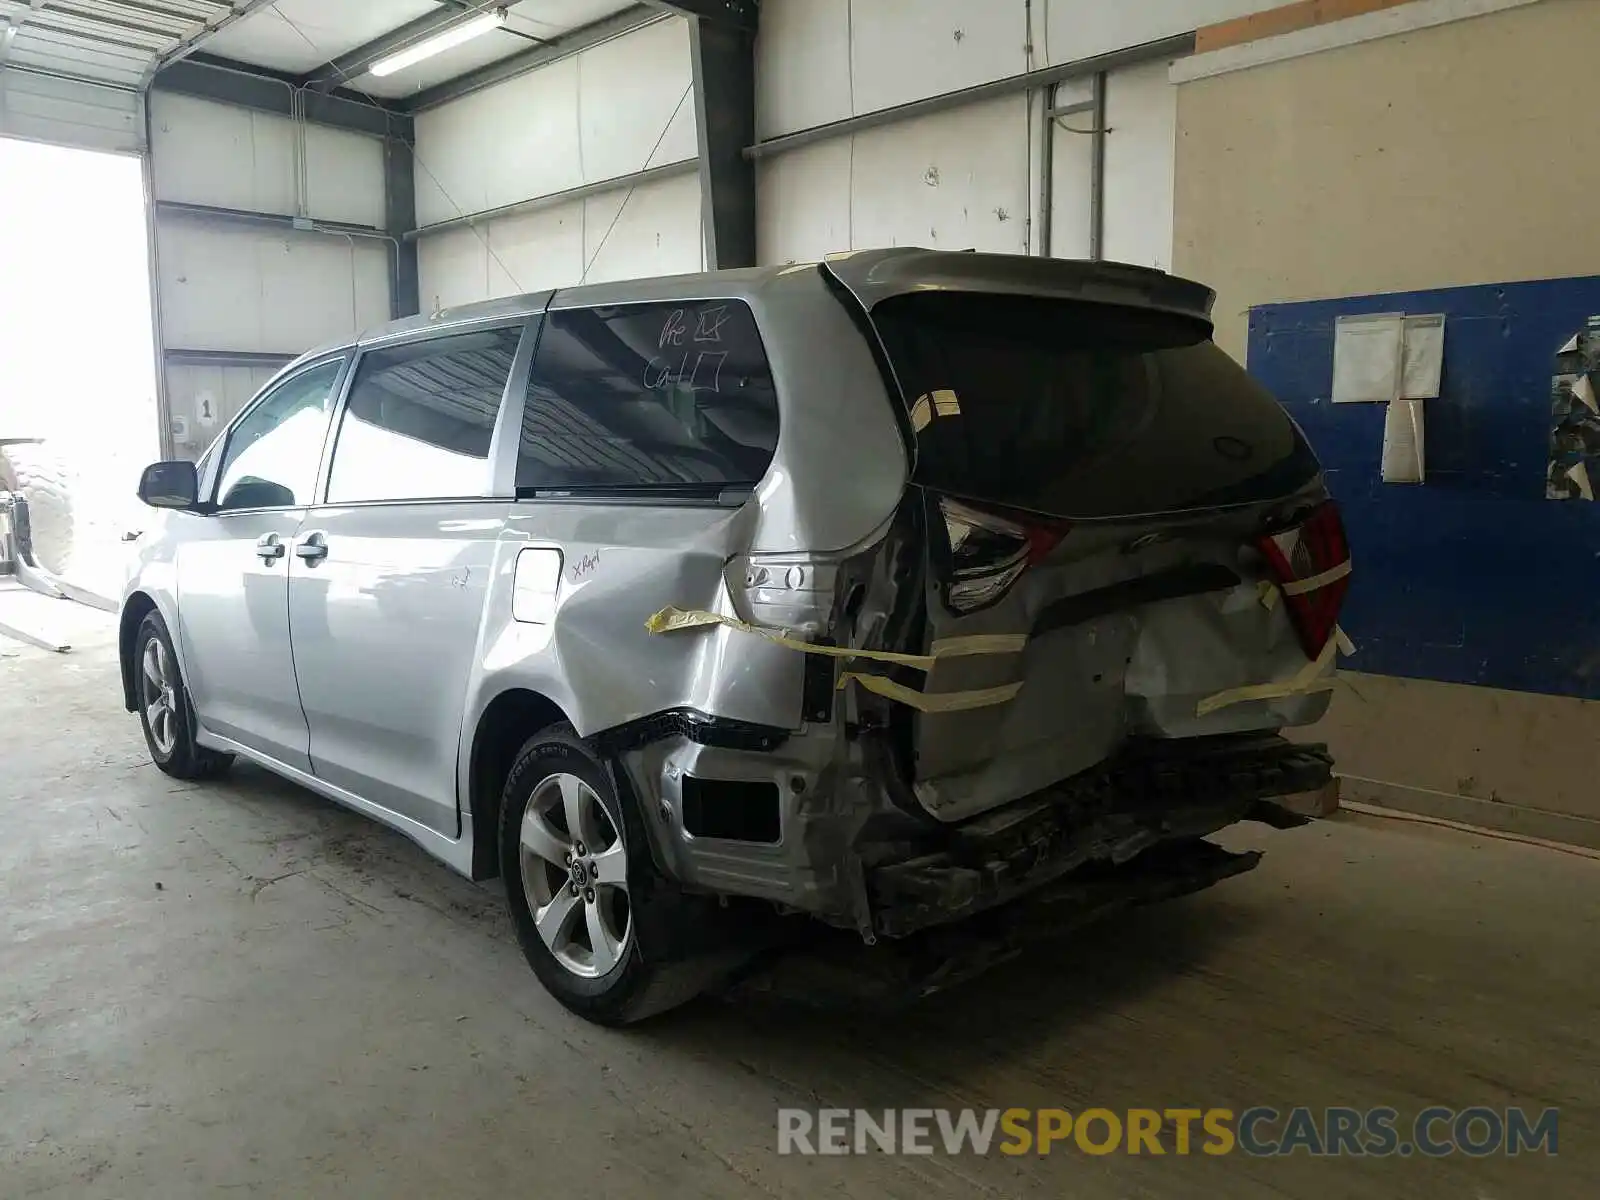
[938,497,1069,614]
[1257,500,1351,658]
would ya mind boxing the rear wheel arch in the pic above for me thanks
[467,688,570,881]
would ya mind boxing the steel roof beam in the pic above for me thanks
[688,14,755,268]
[152,53,414,139]
[646,0,756,31]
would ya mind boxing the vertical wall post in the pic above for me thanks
[688,15,758,269]
[384,132,420,317]
[141,93,176,461]
[1037,82,1056,258]
[1089,71,1107,260]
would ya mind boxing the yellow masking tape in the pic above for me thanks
[841,672,1024,713]
[645,607,1032,711]
[931,389,961,416]
[910,395,933,431]
[929,633,1030,657]
[1256,580,1280,611]
[646,607,1029,671]
[646,606,936,669]
[1280,559,1353,596]
[1195,629,1345,717]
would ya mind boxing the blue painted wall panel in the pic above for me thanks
[1247,277,1600,700]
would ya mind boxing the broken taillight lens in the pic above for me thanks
[1257,500,1351,658]
[938,496,1069,614]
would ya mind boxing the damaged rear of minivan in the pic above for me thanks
[594,249,1349,1016]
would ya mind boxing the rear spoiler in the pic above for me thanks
[821,247,1215,329]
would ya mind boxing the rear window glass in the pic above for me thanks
[517,300,779,494]
[870,293,1319,518]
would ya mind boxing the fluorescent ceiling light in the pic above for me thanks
[368,8,507,78]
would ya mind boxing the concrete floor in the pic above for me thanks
[3,617,1597,1198]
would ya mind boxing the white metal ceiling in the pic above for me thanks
[358,0,641,99]
[196,0,441,74]
[0,0,640,97]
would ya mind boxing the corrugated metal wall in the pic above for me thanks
[147,91,392,460]
[0,70,142,153]
[408,1,1288,303]
[753,0,1234,269]
[411,15,705,309]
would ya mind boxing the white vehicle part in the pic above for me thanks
[0,442,75,576]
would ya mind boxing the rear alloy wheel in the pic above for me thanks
[518,772,633,979]
[134,610,233,781]
[499,725,735,1025]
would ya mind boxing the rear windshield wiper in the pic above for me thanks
[516,482,757,505]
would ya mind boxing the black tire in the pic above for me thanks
[134,610,233,781]
[498,725,730,1025]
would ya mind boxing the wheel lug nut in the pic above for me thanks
[569,882,579,895]
[584,888,595,903]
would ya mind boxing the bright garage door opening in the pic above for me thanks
[0,136,159,599]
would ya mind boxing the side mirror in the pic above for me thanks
[138,460,199,509]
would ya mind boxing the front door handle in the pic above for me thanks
[295,531,329,565]
[255,533,285,563]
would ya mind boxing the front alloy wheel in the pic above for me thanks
[140,635,180,758]
[132,609,232,780]
[518,773,632,978]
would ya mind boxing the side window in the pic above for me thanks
[215,359,344,511]
[325,326,522,504]
[516,301,780,493]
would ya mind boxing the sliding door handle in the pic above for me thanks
[294,531,328,564]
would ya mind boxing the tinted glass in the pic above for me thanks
[215,359,343,511]
[516,301,779,494]
[871,292,1319,518]
[326,326,522,504]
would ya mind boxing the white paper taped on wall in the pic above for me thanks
[1381,397,1425,483]
[1333,312,1447,403]
[1401,314,1446,399]
[1332,313,1405,403]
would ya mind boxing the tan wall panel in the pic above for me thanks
[1306,672,1600,845]
[1174,0,1600,359]
[1174,0,1600,837]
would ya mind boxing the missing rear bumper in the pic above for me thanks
[732,838,1263,1010]
[866,736,1331,938]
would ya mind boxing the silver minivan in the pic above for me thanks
[121,249,1349,1023]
